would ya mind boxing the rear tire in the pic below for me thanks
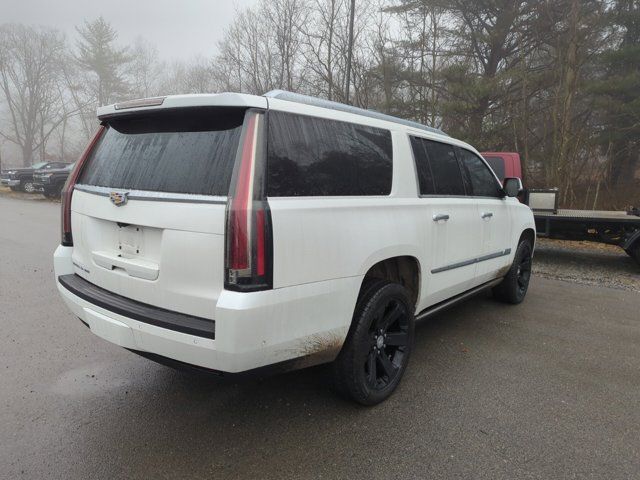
[44,187,61,199]
[333,279,414,405]
[492,239,533,304]
[627,241,640,266]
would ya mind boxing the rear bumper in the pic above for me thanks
[58,274,216,338]
[54,245,360,373]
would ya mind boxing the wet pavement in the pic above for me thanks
[1,196,639,479]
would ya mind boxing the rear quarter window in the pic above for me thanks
[79,108,245,196]
[409,136,436,195]
[266,111,392,196]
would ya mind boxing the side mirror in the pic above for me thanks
[502,177,523,197]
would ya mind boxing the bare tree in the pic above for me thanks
[128,37,164,98]
[265,0,308,91]
[215,0,307,94]
[0,24,70,166]
[300,0,347,99]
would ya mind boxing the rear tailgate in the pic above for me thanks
[69,106,252,319]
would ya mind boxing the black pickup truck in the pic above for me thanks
[33,163,75,198]
[1,161,70,193]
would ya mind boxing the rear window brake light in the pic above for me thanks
[114,97,166,110]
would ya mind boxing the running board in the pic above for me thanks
[415,278,503,321]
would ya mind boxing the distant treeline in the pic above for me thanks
[0,0,638,208]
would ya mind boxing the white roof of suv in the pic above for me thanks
[97,90,446,136]
[95,90,480,153]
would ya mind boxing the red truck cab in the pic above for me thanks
[480,152,522,182]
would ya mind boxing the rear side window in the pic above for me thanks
[267,111,392,196]
[411,137,465,196]
[409,136,435,195]
[79,108,245,196]
[459,149,501,197]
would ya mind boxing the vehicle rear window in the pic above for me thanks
[79,108,245,196]
[267,111,392,196]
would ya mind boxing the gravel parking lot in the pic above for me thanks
[1,195,639,479]
[534,238,640,292]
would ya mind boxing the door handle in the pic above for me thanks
[481,212,493,219]
[433,213,450,222]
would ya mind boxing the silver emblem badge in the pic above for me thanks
[109,191,129,206]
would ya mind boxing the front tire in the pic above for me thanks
[626,241,640,266]
[493,239,533,304]
[333,280,414,405]
[22,181,36,193]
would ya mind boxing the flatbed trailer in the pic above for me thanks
[525,190,640,265]
[533,208,640,261]
[480,152,640,266]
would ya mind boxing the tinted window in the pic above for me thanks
[409,136,435,194]
[483,155,506,181]
[459,149,501,197]
[423,139,465,196]
[267,111,392,196]
[79,108,244,196]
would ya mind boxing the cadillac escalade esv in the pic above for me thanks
[54,91,535,404]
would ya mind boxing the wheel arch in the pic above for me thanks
[519,227,536,251]
[359,253,421,310]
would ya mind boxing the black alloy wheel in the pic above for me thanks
[493,239,533,304]
[333,280,415,405]
[365,298,410,391]
[515,246,532,297]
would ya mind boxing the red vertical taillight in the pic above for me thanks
[225,110,272,291]
[61,126,105,246]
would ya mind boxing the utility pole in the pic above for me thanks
[345,0,356,104]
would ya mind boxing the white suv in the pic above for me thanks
[54,91,535,404]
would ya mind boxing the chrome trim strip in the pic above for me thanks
[431,248,512,274]
[74,184,227,204]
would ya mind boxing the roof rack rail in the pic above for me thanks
[263,90,447,136]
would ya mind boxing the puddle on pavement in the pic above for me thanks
[50,362,132,396]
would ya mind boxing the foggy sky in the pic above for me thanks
[2,0,259,60]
